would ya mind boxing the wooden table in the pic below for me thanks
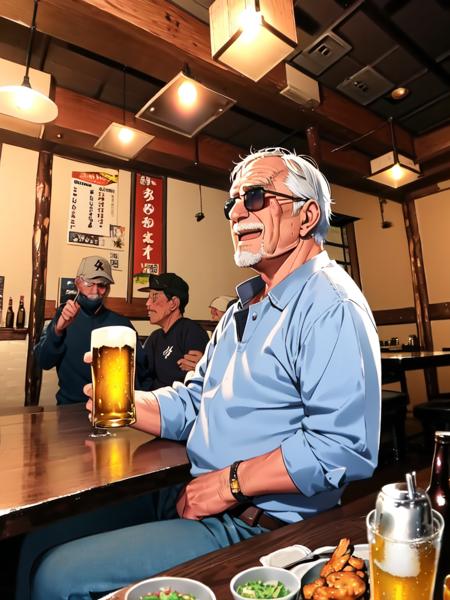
[0,404,190,540]
[104,471,430,600]
[381,350,450,398]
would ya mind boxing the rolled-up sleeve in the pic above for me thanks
[281,299,381,497]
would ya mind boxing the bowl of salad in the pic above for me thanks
[125,576,216,600]
[230,566,300,600]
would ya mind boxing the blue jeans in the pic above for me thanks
[17,485,267,600]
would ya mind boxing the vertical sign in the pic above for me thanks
[133,174,165,280]
[67,171,118,246]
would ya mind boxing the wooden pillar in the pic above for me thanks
[306,125,322,165]
[402,197,438,399]
[25,151,53,406]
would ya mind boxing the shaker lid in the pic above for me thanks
[374,472,434,540]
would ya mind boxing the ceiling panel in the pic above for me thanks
[337,11,397,65]
[373,0,450,59]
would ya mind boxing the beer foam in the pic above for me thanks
[91,325,136,350]
[375,541,420,578]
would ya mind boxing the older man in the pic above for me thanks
[35,255,146,404]
[23,149,381,600]
[140,272,209,389]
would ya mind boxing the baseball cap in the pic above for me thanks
[209,296,236,313]
[139,273,189,309]
[76,256,114,283]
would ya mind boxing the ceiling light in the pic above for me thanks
[209,0,297,81]
[94,68,154,159]
[391,87,409,101]
[94,123,153,161]
[0,0,58,124]
[136,71,235,138]
[368,119,420,188]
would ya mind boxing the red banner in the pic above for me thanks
[133,174,165,277]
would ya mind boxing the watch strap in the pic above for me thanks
[229,460,250,503]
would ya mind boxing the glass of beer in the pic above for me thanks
[444,575,450,600]
[367,508,444,600]
[90,325,136,436]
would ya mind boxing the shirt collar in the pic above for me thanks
[236,251,332,311]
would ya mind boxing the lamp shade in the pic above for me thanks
[368,151,421,188]
[0,83,58,124]
[136,72,235,138]
[94,122,154,160]
[209,0,297,81]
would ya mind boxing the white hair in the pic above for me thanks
[230,147,333,244]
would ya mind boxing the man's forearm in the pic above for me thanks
[133,390,162,436]
[237,447,298,497]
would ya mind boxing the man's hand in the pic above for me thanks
[176,466,237,520]
[55,299,80,335]
[177,350,203,372]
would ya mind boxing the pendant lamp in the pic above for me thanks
[94,67,154,160]
[0,0,58,124]
[368,118,420,188]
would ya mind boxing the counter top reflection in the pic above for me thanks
[0,404,190,540]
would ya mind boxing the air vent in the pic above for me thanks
[293,32,351,76]
[280,65,320,108]
[337,66,393,105]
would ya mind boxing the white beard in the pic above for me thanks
[234,248,263,267]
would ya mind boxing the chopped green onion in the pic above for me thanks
[236,580,290,598]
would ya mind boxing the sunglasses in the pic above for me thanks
[224,186,307,220]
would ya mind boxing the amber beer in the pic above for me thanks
[367,509,444,600]
[91,326,136,428]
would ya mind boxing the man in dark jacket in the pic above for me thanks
[35,255,147,404]
[140,272,209,389]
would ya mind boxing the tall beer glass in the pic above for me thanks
[367,508,444,600]
[91,325,136,429]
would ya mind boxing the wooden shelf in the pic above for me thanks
[0,328,28,341]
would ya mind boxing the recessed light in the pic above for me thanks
[391,87,409,101]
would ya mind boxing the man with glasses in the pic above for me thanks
[139,272,209,389]
[25,149,381,600]
[35,255,146,405]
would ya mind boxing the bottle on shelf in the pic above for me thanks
[16,295,26,328]
[5,297,14,328]
[426,430,450,596]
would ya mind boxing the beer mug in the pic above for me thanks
[366,474,444,600]
[90,325,136,428]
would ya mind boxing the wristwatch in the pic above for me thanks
[229,460,250,503]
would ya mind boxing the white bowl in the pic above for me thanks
[125,576,216,600]
[230,566,300,600]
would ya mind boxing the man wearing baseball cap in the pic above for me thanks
[139,272,209,389]
[35,255,146,405]
[209,295,236,321]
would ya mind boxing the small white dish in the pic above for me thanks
[260,544,311,568]
[292,543,369,580]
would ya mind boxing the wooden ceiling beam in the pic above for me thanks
[414,124,450,163]
[0,0,415,157]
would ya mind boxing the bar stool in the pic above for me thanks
[413,397,450,451]
[380,389,408,462]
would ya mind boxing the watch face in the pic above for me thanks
[231,479,240,494]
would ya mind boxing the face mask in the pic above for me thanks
[77,293,103,315]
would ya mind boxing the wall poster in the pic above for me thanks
[67,171,125,252]
[132,173,166,290]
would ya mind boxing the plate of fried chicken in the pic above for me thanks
[296,538,369,600]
